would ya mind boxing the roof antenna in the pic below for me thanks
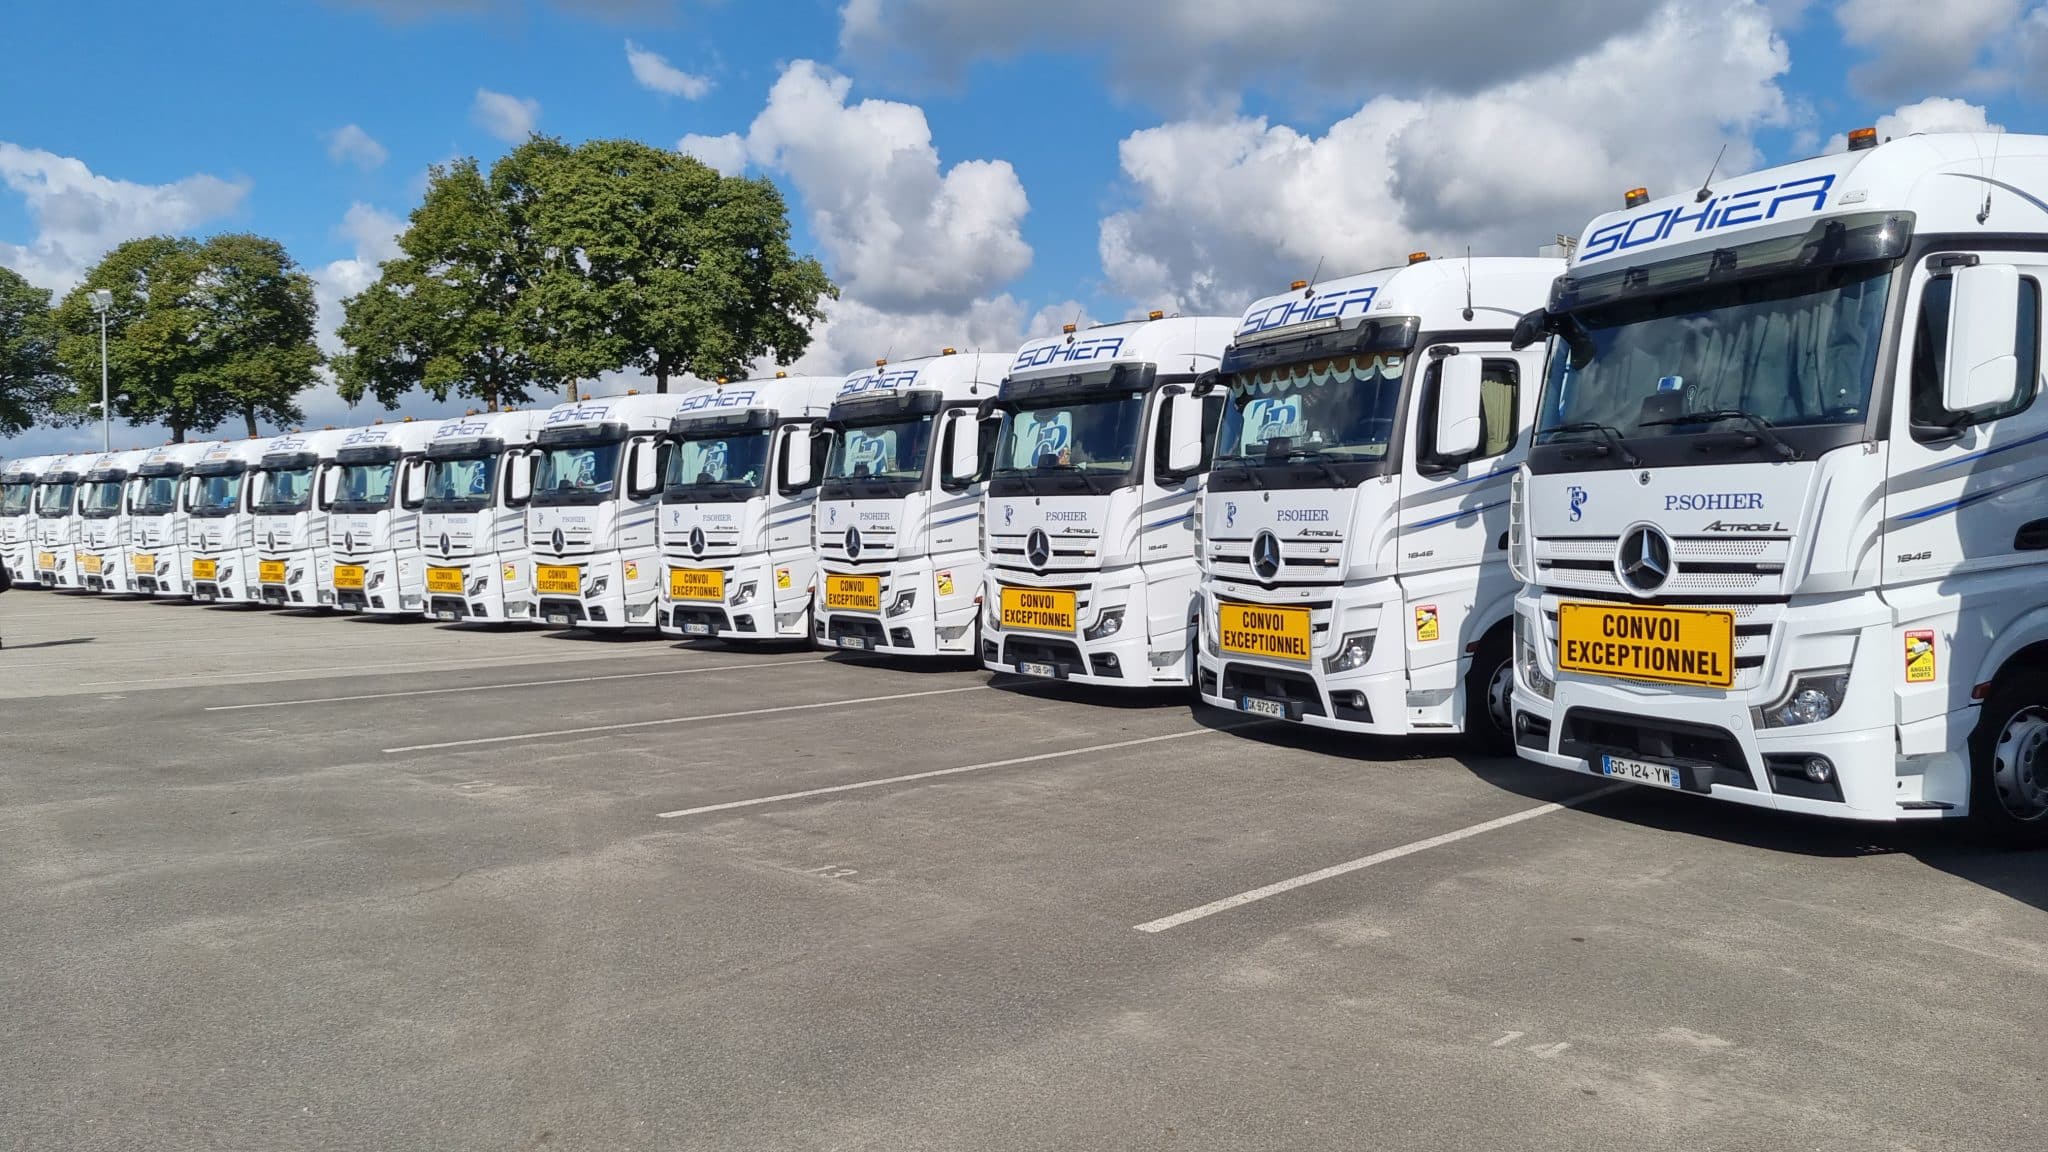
[1695,142,1728,203]
[1979,130,2001,225]
[1461,247,1474,322]
[1306,256,1325,292]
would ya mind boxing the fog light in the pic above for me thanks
[731,581,757,607]
[1084,608,1125,641]
[888,590,917,617]
[1804,757,1834,783]
[1755,669,1850,729]
[1324,631,1375,674]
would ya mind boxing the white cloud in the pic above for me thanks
[1823,96,2004,152]
[0,142,249,292]
[325,123,389,170]
[625,40,712,99]
[1834,0,2030,97]
[471,89,540,142]
[677,132,747,176]
[311,203,405,357]
[738,60,1031,314]
[1097,0,1790,314]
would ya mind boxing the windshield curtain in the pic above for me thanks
[534,442,622,506]
[192,474,242,514]
[993,392,1146,495]
[1539,264,1893,440]
[334,462,397,511]
[665,430,771,500]
[2,481,34,515]
[825,416,935,493]
[253,467,316,514]
[1217,353,1406,463]
[425,455,498,510]
[133,475,180,514]
[81,480,125,516]
[35,482,76,516]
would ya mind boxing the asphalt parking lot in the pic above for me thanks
[2,590,2043,1151]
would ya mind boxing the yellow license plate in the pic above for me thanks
[536,564,581,596]
[669,567,725,601]
[824,573,881,613]
[259,560,287,584]
[427,567,465,594]
[1218,603,1313,663]
[1556,602,1736,688]
[133,553,156,575]
[334,564,367,591]
[81,554,104,575]
[191,558,218,581]
[999,586,1077,633]
[36,550,55,570]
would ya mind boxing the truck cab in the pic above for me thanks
[813,351,1008,657]
[129,442,216,597]
[1,454,56,586]
[1193,257,1562,746]
[657,374,842,641]
[419,409,548,624]
[252,428,351,609]
[29,453,94,589]
[1510,131,2048,841]
[327,420,441,615]
[527,392,694,630]
[980,315,1234,686]
[76,448,153,593]
[187,440,273,603]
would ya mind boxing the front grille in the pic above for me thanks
[829,615,887,647]
[672,606,731,633]
[1003,636,1085,677]
[430,596,470,619]
[1220,662,1327,719]
[539,598,587,625]
[1558,707,1757,791]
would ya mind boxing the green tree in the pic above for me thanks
[333,156,566,412]
[0,266,72,437]
[189,233,323,437]
[53,236,223,442]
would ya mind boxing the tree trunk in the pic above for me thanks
[170,421,186,444]
[242,405,258,439]
[655,357,669,393]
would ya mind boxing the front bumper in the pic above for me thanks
[658,554,810,641]
[188,549,258,604]
[331,550,419,615]
[813,556,984,657]
[33,545,80,589]
[421,554,535,624]
[533,551,662,630]
[135,547,188,597]
[79,546,141,594]
[981,571,1191,687]
[255,551,328,608]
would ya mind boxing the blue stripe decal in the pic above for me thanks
[1439,466,1516,492]
[1407,499,1507,530]
[1143,512,1194,530]
[770,513,811,527]
[931,512,979,527]
[1931,426,2048,471]
[1897,474,2046,522]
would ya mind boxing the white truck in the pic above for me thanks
[657,374,843,641]
[252,427,352,609]
[75,448,153,593]
[980,315,1234,686]
[1192,256,1563,746]
[527,392,695,630]
[129,441,217,598]
[418,409,548,624]
[1509,129,2048,842]
[28,453,95,589]
[813,351,1009,656]
[326,419,441,615]
[1,454,57,586]
[187,439,275,603]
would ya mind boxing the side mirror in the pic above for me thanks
[629,441,661,498]
[318,465,339,510]
[506,452,534,505]
[1511,308,1548,351]
[779,426,815,494]
[1434,353,1485,460]
[943,412,982,488]
[402,459,428,508]
[1944,263,2023,416]
[1159,392,1203,479]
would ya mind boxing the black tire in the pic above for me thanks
[1968,671,2048,848]
[1465,628,1516,756]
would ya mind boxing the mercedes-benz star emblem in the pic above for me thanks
[689,527,706,556]
[345,532,355,552]
[1618,526,1673,595]
[439,532,450,555]
[1026,528,1051,570]
[1251,530,1282,580]
[845,526,863,560]
[551,528,564,554]
[267,531,276,552]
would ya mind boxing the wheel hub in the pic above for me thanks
[1990,705,2048,822]
[1485,656,1515,737]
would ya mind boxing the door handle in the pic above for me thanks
[2015,519,2048,551]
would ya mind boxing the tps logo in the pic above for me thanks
[827,506,839,526]
[1224,501,1238,530]
[1567,486,1589,522]
[1002,504,1014,527]
[1243,398,1303,447]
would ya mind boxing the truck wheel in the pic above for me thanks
[1969,673,2048,847]
[1465,630,1515,756]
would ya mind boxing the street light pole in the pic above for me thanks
[88,289,113,451]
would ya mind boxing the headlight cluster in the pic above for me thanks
[888,589,917,617]
[731,582,757,607]
[1515,612,1554,700]
[367,570,385,590]
[587,576,609,597]
[1754,669,1850,729]
[1084,608,1124,641]
[1323,631,1375,674]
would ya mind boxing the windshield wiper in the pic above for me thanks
[1264,448,1350,487]
[1638,409,1801,460]
[1540,422,1643,466]
[1212,456,1266,490]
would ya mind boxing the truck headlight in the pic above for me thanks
[288,567,303,586]
[731,582,757,607]
[1323,631,1375,674]
[1516,612,1554,700]
[368,570,385,590]
[1084,608,1125,641]
[587,576,609,597]
[1203,609,1220,658]
[469,574,490,597]
[888,589,917,617]
[1754,669,1850,729]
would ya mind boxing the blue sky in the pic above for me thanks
[3,0,2043,455]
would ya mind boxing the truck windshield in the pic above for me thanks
[333,462,397,512]
[665,430,770,502]
[80,480,125,517]
[823,415,934,498]
[191,474,242,515]
[2,481,33,515]
[1538,264,1893,446]
[534,442,622,506]
[425,455,498,512]
[993,392,1145,496]
[133,475,180,514]
[253,466,316,514]
[1212,354,1405,490]
[36,481,75,516]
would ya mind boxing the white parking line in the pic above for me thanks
[207,656,829,711]
[83,653,585,687]
[658,725,1261,819]
[1132,784,1629,933]
[383,684,992,754]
